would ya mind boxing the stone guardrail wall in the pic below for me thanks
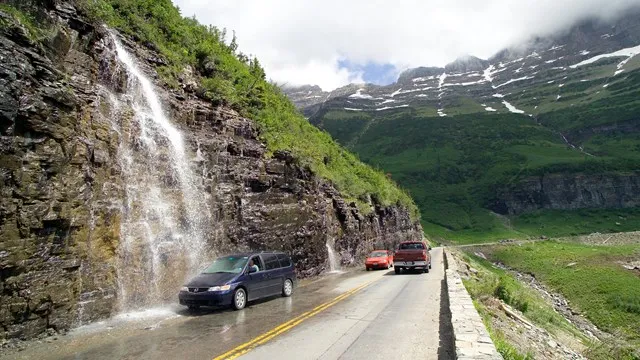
[445,249,503,360]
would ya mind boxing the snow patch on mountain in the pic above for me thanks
[614,54,636,75]
[376,104,409,111]
[349,89,374,99]
[377,99,396,106]
[494,76,535,89]
[388,88,403,97]
[438,73,448,88]
[485,106,497,112]
[443,80,486,87]
[570,44,640,69]
[483,65,495,82]
[412,76,437,83]
[502,100,525,114]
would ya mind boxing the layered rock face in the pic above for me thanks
[491,173,640,215]
[0,3,422,341]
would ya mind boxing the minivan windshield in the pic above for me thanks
[203,256,249,274]
[369,251,387,257]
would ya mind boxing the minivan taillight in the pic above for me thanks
[421,250,427,260]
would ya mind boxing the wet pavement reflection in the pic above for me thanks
[3,270,377,360]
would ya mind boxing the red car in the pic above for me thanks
[365,250,393,271]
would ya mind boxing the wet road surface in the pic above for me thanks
[2,248,450,360]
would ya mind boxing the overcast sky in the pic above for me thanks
[173,0,640,90]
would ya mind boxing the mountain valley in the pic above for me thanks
[285,9,640,242]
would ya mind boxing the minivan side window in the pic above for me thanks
[263,254,281,270]
[250,256,264,272]
[277,254,292,268]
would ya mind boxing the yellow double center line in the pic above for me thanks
[212,277,381,360]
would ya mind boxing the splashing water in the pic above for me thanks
[104,35,212,310]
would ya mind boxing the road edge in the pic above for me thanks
[444,249,503,360]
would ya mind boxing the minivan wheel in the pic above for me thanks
[394,267,400,274]
[424,266,430,273]
[282,279,293,297]
[233,288,246,310]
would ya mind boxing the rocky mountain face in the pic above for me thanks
[283,7,640,219]
[285,8,640,116]
[0,2,421,341]
[492,173,640,215]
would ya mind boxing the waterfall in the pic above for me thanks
[103,35,211,310]
[325,240,342,273]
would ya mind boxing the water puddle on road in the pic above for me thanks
[69,306,183,336]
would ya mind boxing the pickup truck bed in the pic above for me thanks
[393,241,431,274]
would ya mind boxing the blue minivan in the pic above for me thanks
[178,252,296,310]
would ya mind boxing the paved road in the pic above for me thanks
[2,248,451,360]
[238,247,450,360]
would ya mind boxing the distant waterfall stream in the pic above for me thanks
[104,35,212,311]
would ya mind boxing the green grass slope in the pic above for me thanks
[308,66,640,242]
[480,241,640,357]
[342,109,639,242]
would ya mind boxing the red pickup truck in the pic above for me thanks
[393,241,431,274]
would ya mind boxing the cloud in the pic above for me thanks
[173,0,640,90]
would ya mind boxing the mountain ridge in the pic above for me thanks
[284,6,640,242]
[285,6,640,105]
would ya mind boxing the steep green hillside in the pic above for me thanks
[62,0,417,216]
[308,65,640,242]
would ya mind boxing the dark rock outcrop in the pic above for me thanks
[491,173,640,215]
[0,3,422,341]
[444,55,489,74]
[396,66,443,84]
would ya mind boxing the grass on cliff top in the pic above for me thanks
[4,0,418,217]
[424,207,640,245]
[482,241,640,352]
[512,208,640,238]
[0,3,50,41]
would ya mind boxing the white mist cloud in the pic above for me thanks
[173,0,640,90]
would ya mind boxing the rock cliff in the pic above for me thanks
[491,173,640,215]
[0,2,422,341]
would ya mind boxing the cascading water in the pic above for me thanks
[103,35,212,310]
[325,240,342,273]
